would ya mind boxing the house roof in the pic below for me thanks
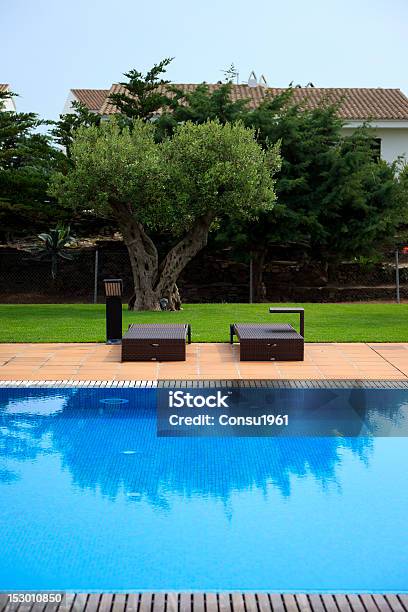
[74,84,408,121]
[267,87,408,120]
[99,82,268,114]
[71,88,110,112]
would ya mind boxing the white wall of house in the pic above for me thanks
[62,90,77,114]
[3,97,16,111]
[342,121,408,164]
[0,86,16,111]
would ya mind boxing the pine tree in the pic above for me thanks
[0,90,66,240]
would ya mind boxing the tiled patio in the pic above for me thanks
[1,342,408,380]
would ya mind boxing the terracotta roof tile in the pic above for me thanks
[79,83,408,121]
[100,83,268,115]
[266,87,408,120]
[71,88,110,112]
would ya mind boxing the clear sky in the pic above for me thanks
[2,0,408,121]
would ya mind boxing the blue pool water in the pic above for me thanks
[0,387,408,592]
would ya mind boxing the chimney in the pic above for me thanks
[248,71,258,87]
[259,74,268,88]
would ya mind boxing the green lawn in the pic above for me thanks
[0,303,407,343]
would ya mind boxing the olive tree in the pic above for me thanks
[49,118,280,310]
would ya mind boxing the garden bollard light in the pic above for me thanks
[104,278,123,344]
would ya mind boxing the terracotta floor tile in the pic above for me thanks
[5,359,46,366]
[46,360,85,367]
[355,363,397,372]
[118,361,158,367]
[199,357,238,366]
[273,360,315,367]
[0,372,39,379]
[71,349,97,357]
[79,371,121,378]
[79,371,119,379]
[14,352,53,358]
[380,361,408,370]
[279,373,323,380]
[200,368,240,378]
[319,365,357,375]
[0,374,23,380]
[309,361,352,367]
[277,365,322,373]
[357,373,401,379]
[202,350,235,357]
[115,362,158,378]
[358,363,399,369]
[114,375,155,381]
[159,364,199,378]
[32,373,78,380]
[237,371,282,380]
[238,365,281,374]
[79,363,120,370]
[384,359,408,365]
[70,372,115,381]
[310,356,345,363]
[356,361,399,368]
[1,341,408,381]
[337,345,375,350]
[378,367,408,375]
[236,361,277,368]
[306,348,337,352]
[81,357,121,363]
[310,358,345,365]
[117,362,158,368]
[159,373,201,380]
[370,344,408,348]
[0,364,36,371]
[37,363,79,369]
[196,372,242,380]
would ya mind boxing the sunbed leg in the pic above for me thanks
[230,324,235,344]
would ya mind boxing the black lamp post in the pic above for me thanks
[104,278,123,344]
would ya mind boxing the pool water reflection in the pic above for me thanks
[0,387,407,592]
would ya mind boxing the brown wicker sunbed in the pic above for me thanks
[230,308,304,362]
[122,324,191,362]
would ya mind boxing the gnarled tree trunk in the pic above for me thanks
[128,283,182,311]
[112,200,214,311]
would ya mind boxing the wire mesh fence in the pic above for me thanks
[0,249,135,304]
[1,247,405,305]
[0,249,252,304]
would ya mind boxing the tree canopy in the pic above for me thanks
[0,90,66,240]
[246,96,406,260]
[107,57,174,123]
[51,100,101,158]
[49,118,280,309]
[4,58,407,308]
[156,82,250,139]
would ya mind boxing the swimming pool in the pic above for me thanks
[0,384,408,592]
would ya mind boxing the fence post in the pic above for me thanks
[396,248,400,304]
[249,255,253,304]
[93,249,99,304]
